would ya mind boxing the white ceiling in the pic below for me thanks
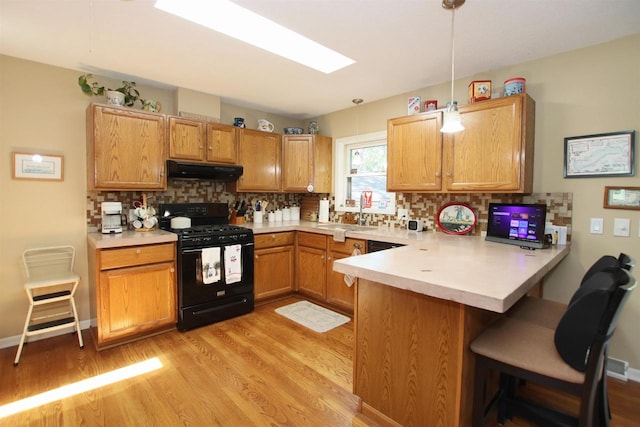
[2,0,640,119]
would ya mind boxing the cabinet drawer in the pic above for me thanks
[329,238,366,255]
[255,232,295,249]
[99,243,175,270]
[297,232,327,249]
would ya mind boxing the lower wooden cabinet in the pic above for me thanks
[254,232,295,301]
[297,232,365,313]
[89,242,177,349]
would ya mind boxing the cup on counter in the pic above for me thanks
[134,207,147,219]
[254,211,263,224]
[132,219,143,229]
[143,217,158,229]
[233,117,246,128]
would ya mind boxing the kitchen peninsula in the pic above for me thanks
[332,233,569,427]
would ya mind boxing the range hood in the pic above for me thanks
[166,160,243,181]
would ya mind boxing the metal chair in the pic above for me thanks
[470,267,636,427]
[14,245,84,366]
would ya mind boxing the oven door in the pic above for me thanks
[179,243,254,308]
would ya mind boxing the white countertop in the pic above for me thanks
[88,229,177,249]
[332,232,569,313]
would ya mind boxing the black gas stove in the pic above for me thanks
[158,202,255,331]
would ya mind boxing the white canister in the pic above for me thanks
[290,206,300,221]
[282,207,291,221]
[254,211,263,224]
[275,210,283,222]
[268,212,276,222]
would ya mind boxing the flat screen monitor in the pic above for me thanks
[485,203,548,249]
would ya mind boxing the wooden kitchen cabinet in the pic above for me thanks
[296,232,327,301]
[254,232,295,301]
[297,232,365,313]
[89,242,177,349]
[282,134,332,193]
[387,111,443,191]
[87,103,166,191]
[236,128,282,192]
[444,94,535,193]
[168,118,237,164]
[387,94,535,193]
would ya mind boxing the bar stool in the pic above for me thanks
[14,245,84,366]
[470,268,636,427]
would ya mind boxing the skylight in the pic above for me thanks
[154,0,356,74]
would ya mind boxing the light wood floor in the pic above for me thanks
[1,296,639,426]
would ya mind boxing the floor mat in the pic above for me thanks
[275,301,350,333]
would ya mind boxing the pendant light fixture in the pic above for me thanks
[440,0,465,133]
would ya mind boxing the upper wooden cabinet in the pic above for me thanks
[282,135,332,193]
[387,112,443,191]
[236,128,282,192]
[168,117,237,164]
[87,104,166,191]
[387,94,535,193]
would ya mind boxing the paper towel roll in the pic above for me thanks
[319,199,329,223]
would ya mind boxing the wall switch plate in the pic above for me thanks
[590,218,604,234]
[613,218,630,237]
[397,208,408,221]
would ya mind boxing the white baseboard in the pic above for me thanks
[0,319,92,350]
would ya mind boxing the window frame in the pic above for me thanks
[333,130,395,215]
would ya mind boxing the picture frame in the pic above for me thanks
[603,186,640,210]
[12,152,64,181]
[563,130,635,178]
[436,202,477,235]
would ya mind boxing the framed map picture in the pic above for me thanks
[563,130,635,178]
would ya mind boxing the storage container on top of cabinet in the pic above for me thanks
[87,104,166,191]
[387,94,535,193]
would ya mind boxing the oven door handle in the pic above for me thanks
[182,247,207,254]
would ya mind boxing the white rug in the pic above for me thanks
[275,301,350,333]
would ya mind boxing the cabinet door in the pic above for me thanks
[387,112,443,191]
[282,135,314,192]
[168,117,206,161]
[313,135,332,193]
[297,246,326,300]
[254,246,294,301]
[97,261,176,344]
[326,238,365,312]
[237,129,281,192]
[207,123,237,164]
[443,95,530,192]
[88,105,166,190]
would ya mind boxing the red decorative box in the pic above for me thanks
[468,80,491,103]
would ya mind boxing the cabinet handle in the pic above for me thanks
[446,172,452,177]
[255,255,259,259]
[136,249,141,254]
[208,146,212,150]
[170,268,175,273]
[327,256,331,261]
[435,172,441,177]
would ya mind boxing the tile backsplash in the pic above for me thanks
[87,179,571,240]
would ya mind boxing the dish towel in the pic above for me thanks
[332,228,346,243]
[224,244,242,284]
[343,247,362,287]
[202,247,221,284]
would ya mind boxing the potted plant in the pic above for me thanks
[78,74,140,107]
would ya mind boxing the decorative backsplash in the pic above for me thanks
[87,180,571,240]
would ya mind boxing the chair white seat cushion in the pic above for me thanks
[471,317,585,384]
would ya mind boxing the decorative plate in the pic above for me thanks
[436,202,477,235]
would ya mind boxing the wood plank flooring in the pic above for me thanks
[1,296,639,426]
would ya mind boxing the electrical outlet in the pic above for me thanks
[397,208,408,221]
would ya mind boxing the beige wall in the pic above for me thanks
[1,34,639,368]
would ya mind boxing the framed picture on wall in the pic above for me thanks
[563,130,635,178]
[603,186,640,210]
[12,152,64,181]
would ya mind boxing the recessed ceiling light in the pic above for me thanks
[154,0,356,74]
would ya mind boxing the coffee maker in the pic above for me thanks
[101,202,124,234]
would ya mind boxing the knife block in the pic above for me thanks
[230,217,246,224]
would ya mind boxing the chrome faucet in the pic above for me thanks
[359,193,365,226]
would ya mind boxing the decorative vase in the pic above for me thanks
[106,90,125,106]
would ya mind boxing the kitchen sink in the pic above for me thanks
[316,224,378,232]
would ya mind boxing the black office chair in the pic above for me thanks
[470,267,636,427]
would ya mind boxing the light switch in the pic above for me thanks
[613,218,630,237]
[590,218,604,234]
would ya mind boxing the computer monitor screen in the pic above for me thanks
[485,203,548,249]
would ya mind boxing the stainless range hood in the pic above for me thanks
[166,160,243,181]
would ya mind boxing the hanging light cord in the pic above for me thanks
[448,7,456,108]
